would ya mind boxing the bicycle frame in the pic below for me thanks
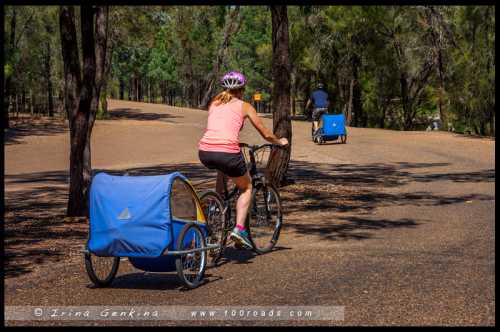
[219,143,281,232]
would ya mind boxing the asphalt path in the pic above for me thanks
[4,100,495,326]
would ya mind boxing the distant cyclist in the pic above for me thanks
[306,83,330,137]
[198,71,288,249]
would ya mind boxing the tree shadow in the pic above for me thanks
[288,160,494,188]
[4,185,87,278]
[102,271,221,291]
[451,133,496,141]
[283,160,493,215]
[208,245,291,269]
[107,108,183,122]
[4,118,68,145]
[4,160,494,278]
[285,216,419,241]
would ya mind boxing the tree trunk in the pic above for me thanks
[21,90,26,115]
[4,6,16,129]
[98,25,112,115]
[60,5,108,217]
[353,81,364,127]
[400,73,412,130]
[135,77,139,101]
[267,6,292,187]
[346,78,354,126]
[350,54,364,127]
[148,80,152,103]
[119,79,125,100]
[128,78,134,100]
[60,5,85,216]
[85,5,108,200]
[426,7,448,131]
[30,89,34,116]
[14,93,19,119]
[436,50,447,131]
[163,81,167,104]
[379,103,387,129]
[490,109,495,137]
[45,39,54,117]
[100,81,108,114]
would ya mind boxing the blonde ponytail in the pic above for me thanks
[211,90,234,106]
[210,86,246,107]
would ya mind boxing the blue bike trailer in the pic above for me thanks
[321,113,347,139]
[87,171,207,272]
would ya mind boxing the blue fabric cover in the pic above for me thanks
[88,172,186,257]
[321,114,346,137]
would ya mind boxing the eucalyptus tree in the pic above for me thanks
[267,5,292,186]
[59,5,109,216]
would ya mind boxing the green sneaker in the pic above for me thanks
[230,227,253,249]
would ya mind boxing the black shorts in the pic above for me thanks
[199,150,248,178]
[312,108,328,121]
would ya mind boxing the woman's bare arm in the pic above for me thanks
[242,102,288,146]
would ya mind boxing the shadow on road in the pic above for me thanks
[101,271,222,291]
[212,245,292,268]
[4,160,494,278]
[4,107,183,145]
[286,216,419,241]
[4,118,68,145]
[108,108,183,122]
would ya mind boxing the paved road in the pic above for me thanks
[4,100,495,326]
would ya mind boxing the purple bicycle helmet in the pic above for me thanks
[221,71,247,90]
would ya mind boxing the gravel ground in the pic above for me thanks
[4,99,495,326]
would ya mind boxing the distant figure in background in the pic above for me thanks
[432,120,439,130]
[306,83,330,137]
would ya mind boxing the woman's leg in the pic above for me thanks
[231,171,252,228]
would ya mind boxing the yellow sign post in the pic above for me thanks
[253,92,262,112]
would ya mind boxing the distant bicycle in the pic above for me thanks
[200,143,284,266]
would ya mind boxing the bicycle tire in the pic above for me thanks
[198,190,227,266]
[247,183,283,254]
[84,252,120,287]
[175,223,207,289]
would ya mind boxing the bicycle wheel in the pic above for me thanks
[247,183,283,254]
[175,223,207,289]
[198,190,226,266]
[84,252,120,287]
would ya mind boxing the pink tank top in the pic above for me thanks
[198,98,245,153]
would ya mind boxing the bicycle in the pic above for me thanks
[311,107,328,143]
[199,143,284,266]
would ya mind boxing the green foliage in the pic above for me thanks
[228,6,272,101]
[4,63,13,79]
[5,5,495,136]
[96,106,110,120]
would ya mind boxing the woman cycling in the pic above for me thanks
[198,71,288,249]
